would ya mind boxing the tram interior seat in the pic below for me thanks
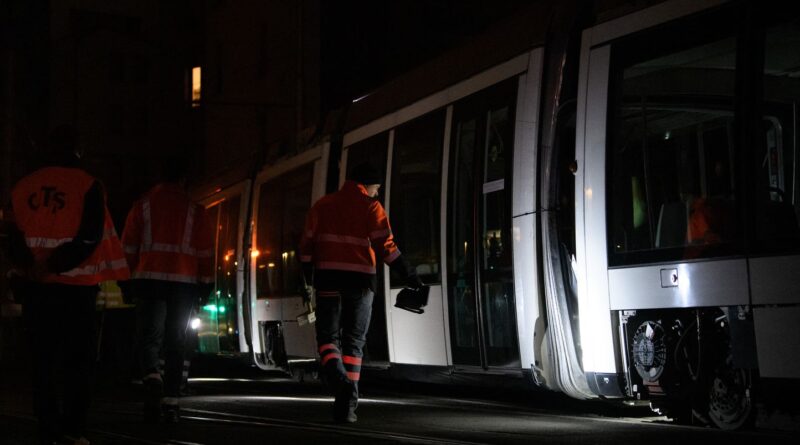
[416,264,433,275]
[655,201,689,248]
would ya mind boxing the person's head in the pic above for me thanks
[348,162,382,198]
[159,154,190,186]
[43,124,83,167]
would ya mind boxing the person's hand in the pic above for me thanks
[301,285,314,304]
[406,274,424,290]
[6,269,29,304]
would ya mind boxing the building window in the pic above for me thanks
[191,66,202,107]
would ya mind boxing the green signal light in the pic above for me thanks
[219,305,226,313]
[202,304,218,313]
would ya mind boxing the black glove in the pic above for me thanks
[406,273,424,290]
[389,254,423,288]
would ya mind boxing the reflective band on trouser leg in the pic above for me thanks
[343,355,362,382]
[319,343,342,366]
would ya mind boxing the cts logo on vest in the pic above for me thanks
[28,186,67,213]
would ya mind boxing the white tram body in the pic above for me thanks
[193,0,800,429]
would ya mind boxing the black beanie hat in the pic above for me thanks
[44,124,82,167]
[348,162,382,185]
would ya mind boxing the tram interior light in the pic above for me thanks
[190,318,201,330]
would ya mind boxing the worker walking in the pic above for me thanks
[299,162,423,423]
[120,158,213,423]
[4,125,129,445]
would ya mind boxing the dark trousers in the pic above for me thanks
[315,288,373,401]
[133,280,196,398]
[22,283,99,442]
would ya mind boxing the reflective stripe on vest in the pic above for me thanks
[26,227,118,250]
[131,270,201,284]
[62,258,128,278]
[316,233,370,247]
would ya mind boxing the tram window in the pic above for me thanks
[483,106,513,271]
[607,35,741,265]
[450,117,478,355]
[255,165,314,297]
[215,196,240,299]
[446,77,519,367]
[756,19,800,247]
[213,195,240,352]
[389,110,445,287]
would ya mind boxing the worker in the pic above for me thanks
[120,157,213,423]
[299,162,423,423]
[4,125,129,445]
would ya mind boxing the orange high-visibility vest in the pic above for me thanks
[687,197,723,245]
[11,167,129,285]
[121,183,214,285]
[299,180,400,276]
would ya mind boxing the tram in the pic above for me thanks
[190,0,800,430]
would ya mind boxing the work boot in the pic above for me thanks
[142,375,163,423]
[162,402,180,424]
[333,379,357,423]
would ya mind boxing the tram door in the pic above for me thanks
[198,194,243,354]
[253,165,317,361]
[447,79,520,369]
[748,15,800,381]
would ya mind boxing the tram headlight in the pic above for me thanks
[190,318,201,330]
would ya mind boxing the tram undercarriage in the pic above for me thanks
[621,307,754,429]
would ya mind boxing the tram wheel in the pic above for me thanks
[706,362,754,430]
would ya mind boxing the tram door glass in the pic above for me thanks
[607,31,741,266]
[346,133,390,362]
[756,18,800,249]
[389,111,445,287]
[199,195,241,354]
[255,165,314,298]
[448,79,520,368]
